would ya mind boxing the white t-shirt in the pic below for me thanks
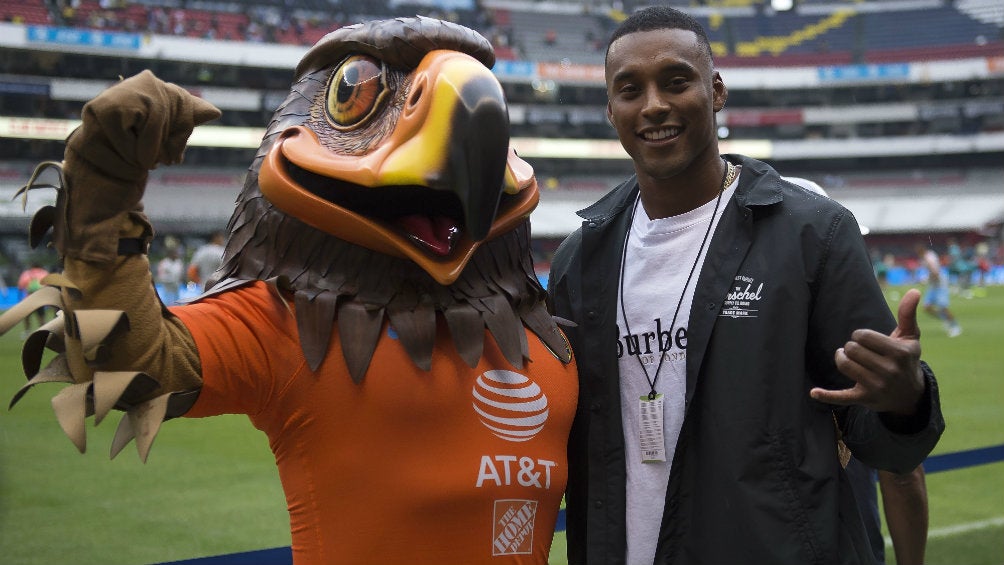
[617,176,739,565]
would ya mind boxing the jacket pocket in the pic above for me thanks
[767,431,827,565]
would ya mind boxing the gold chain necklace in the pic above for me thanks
[720,159,738,193]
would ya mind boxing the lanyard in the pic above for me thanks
[617,160,736,399]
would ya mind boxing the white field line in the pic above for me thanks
[884,516,1004,545]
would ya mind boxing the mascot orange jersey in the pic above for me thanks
[0,16,577,565]
[175,285,574,561]
[175,283,575,564]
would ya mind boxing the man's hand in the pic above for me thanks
[810,289,926,415]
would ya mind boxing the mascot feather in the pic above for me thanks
[0,16,576,565]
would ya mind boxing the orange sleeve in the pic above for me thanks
[170,282,305,419]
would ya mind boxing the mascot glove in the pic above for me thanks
[57,70,221,262]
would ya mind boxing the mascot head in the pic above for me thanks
[210,16,567,380]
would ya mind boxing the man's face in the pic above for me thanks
[605,28,726,185]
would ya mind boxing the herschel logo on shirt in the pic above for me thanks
[492,499,537,555]
[720,275,765,319]
[472,370,549,442]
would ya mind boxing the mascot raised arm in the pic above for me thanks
[0,16,576,565]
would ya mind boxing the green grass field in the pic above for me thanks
[0,285,1001,565]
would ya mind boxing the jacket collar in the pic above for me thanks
[730,154,784,208]
[576,154,783,222]
[576,174,639,224]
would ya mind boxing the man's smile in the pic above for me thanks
[640,127,682,141]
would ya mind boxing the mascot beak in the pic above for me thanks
[258,49,538,285]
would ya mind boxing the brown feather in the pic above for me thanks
[295,289,338,371]
[386,292,436,371]
[337,301,385,383]
[521,307,572,364]
[443,303,484,368]
[473,294,525,369]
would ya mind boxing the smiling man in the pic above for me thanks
[547,6,944,565]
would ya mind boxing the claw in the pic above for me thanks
[14,160,65,209]
[92,371,158,425]
[29,205,56,248]
[0,286,62,335]
[39,313,66,352]
[111,394,169,462]
[74,310,129,363]
[9,355,74,409]
[40,273,80,295]
[51,382,92,453]
[21,314,66,375]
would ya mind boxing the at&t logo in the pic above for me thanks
[471,370,549,442]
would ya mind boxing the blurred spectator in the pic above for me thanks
[16,262,50,335]
[916,243,962,337]
[148,6,167,33]
[155,237,185,305]
[946,237,974,295]
[973,241,992,289]
[187,231,226,292]
[172,9,186,35]
[871,249,889,287]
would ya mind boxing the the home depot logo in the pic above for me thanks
[492,499,537,556]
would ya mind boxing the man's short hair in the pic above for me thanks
[605,6,713,64]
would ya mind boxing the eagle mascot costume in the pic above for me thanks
[0,16,577,565]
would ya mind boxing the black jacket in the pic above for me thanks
[548,155,944,565]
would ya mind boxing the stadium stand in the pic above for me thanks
[0,0,1001,283]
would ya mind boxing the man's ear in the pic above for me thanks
[606,101,614,125]
[712,71,728,112]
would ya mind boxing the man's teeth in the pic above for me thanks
[643,128,680,140]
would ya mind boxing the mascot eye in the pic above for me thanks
[326,55,389,129]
